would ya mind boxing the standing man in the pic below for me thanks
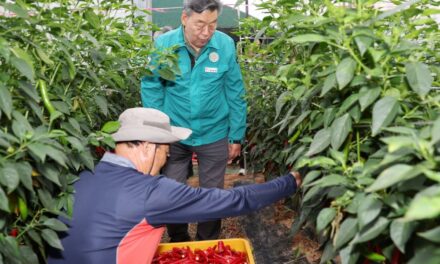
[141,0,246,242]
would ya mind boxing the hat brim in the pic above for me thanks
[112,125,192,143]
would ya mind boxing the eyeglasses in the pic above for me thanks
[193,22,216,33]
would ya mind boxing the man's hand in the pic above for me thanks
[290,171,302,188]
[228,144,241,164]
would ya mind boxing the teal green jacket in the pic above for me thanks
[141,26,246,146]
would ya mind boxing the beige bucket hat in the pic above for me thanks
[111,108,192,143]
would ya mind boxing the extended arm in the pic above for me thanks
[144,174,297,225]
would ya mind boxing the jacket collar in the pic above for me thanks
[101,152,136,170]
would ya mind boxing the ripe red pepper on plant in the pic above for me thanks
[153,240,248,264]
[9,228,18,237]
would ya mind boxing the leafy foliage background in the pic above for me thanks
[0,1,179,262]
[238,0,440,262]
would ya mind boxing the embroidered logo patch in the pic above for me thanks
[209,52,219,62]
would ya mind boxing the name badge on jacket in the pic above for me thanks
[204,67,218,73]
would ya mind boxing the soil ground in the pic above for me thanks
[160,163,322,264]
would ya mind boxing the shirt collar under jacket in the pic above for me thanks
[101,152,136,170]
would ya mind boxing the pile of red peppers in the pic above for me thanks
[153,240,248,264]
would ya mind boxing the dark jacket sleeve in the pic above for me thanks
[144,174,297,225]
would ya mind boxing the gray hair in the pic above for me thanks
[183,0,222,16]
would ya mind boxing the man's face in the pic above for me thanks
[150,144,170,176]
[181,9,218,50]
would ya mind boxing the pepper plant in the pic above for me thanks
[238,0,439,262]
[0,1,179,263]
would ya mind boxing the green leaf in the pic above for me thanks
[95,95,109,116]
[306,128,331,156]
[337,93,359,116]
[336,57,357,89]
[39,164,61,186]
[381,136,414,152]
[405,62,433,97]
[36,47,54,65]
[0,163,20,193]
[29,142,67,167]
[41,229,64,250]
[42,218,69,232]
[289,34,327,43]
[371,96,399,136]
[320,73,336,97]
[0,37,11,60]
[329,149,345,165]
[10,47,35,82]
[302,170,322,186]
[330,114,352,150]
[1,235,20,260]
[2,3,29,18]
[358,195,382,228]
[320,241,336,264]
[355,217,389,243]
[15,162,33,192]
[84,9,100,29]
[407,245,440,264]
[348,105,361,123]
[79,150,95,171]
[66,136,85,152]
[11,57,35,82]
[390,219,416,253]
[368,48,386,63]
[102,134,116,148]
[354,28,374,56]
[0,83,12,119]
[405,195,440,221]
[275,91,290,119]
[432,117,440,144]
[68,117,82,134]
[37,189,55,211]
[323,108,337,127]
[423,169,440,183]
[313,174,348,188]
[340,245,359,264]
[46,145,67,167]
[19,245,39,264]
[27,229,43,247]
[358,87,381,112]
[0,187,10,212]
[49,110,63,124]
[27,142,48,162]
[366,164,413,192]
[298,156,337,168]
[101,121,120,133]
[345,192,366,214]
[317,208,336,232]
[288,110,310,135]
[158,68,175,81]
[334,218,358,249]
[417,226,440,243]
[302,185,322,203]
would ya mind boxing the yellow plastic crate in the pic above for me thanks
[156,238,255,264]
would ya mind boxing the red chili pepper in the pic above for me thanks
[95,146,106,158]
[153,241,248,264]
[9,228,18,237]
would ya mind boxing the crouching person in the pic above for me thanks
[48,107,302,264]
